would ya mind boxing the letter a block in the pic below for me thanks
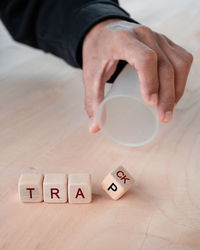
[68,173,92,204]
[18,173,44,202]
[101,166,134,200]
[43,174,68,203]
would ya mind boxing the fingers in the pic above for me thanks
[162,34,194,64]
[133,45,159,106]
[157,35,191,104]
[133,27,178,122]
[116,27,175,122]
[115,30,159,106]
[157,59,175,122]
[83,60,118,133]
[116,26,193,123]
[83,65,104,133]
[156,34,193,105]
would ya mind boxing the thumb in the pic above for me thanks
[83,68,105,133]
[83,61,118,133]
[87,86,105,133]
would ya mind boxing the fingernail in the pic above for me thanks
[89,116,100,133]
[148,93,158,106]
[163,111,172,122]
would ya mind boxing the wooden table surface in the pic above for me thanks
[0,0,200,249]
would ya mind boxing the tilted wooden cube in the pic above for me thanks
[18,173,44,202]
[43,174,68,203]
[68,173,92,204]
[101,166,134,200]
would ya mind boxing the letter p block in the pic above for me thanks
[101,166,134,200]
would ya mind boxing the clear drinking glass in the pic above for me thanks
[97,64,159,146]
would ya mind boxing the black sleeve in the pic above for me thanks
[0,0,139,82]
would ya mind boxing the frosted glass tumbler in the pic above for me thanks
[97,64,159,146]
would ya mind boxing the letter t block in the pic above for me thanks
[18,173,44,202]
[101,166,134,200]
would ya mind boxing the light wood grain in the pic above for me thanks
[0,0,200,249]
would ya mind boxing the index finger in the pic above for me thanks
[115,35,159,106]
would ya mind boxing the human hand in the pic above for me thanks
[82,19,193,133]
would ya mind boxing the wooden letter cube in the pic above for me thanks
[18,173,44,202]
[43,174,68,203]
[68,173,92,204]
[101,166,134,200]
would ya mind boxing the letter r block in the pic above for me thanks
[101,166,134,200]
[18,173,44,202]
[43,174,68,203]
[68,173,92,204]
